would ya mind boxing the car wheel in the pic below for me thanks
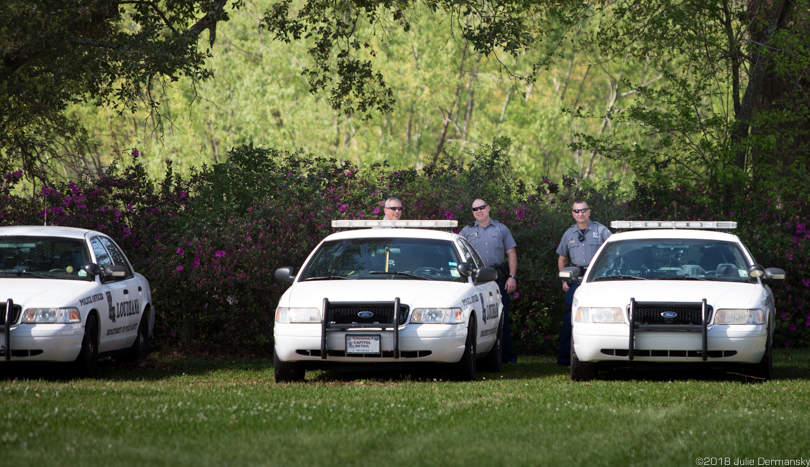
[750,328,773,382]
[274,348,305,383]
[122,317,150,362]
[74,314,99,378]
[452,318,477,381]
[479,318,503,373]
[570,335,597,381]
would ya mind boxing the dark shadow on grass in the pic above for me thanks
[0,355,275,382]
[306,356,562,383]
[555,349,810,384]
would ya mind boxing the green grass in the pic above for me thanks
[2,350,809,466]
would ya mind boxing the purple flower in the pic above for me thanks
[132,149,140,158]
[215,250,226,258]
[176,247,185,256]
[513,292,520,299]
[339,204,347,213]
[786,253,793,261]
[176,265,184,272]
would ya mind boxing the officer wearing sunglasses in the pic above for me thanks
[459,199,518,364]
[382,197,404,220]
[555,200,611,366]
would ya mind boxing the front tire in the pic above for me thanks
[570,334,597,381]
[121,316,150,362]
[479,318,503,373]
[452,318,477,381]
[274,348,305,383]
[749,323,773,381]
[74,314,99,378]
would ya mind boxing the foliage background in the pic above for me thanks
[2,142,807,354]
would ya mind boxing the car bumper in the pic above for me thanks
[0,324,84,362]
[573,323,767,364]
[274,322,468,363]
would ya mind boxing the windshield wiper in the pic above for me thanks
[668,276,709,281]
[17,270,55,279]
[301,275,354,281]
[593,274,649,281]
[369,271,433,280]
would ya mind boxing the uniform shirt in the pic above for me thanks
[459,219,517,267]
[556,221,611,267]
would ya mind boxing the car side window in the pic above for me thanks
[90,237,112,270]
[457,238,484,269]
[98,236,133,278]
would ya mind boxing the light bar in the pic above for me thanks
[610,221,737,230]
[331,219,459,229]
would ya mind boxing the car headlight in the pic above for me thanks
[714,309,765,325]
[411,308,464,324]
[21,307,81,324]
[275,307,321,323]
[575,307,624,323]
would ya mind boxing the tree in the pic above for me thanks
[572,0,809,201]
[0,0,239,181]
[260,0,584,119]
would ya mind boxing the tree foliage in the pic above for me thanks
[0,0,239,181]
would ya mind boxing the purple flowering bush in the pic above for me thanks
[1,142,807,353]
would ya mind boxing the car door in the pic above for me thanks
[90,236,142,352]
[456,238,500,352]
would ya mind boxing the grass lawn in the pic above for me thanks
[1,349,808,467]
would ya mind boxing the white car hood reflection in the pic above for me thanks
[282,280,474,309]
[575,280,759,308]
[0,278,98,308]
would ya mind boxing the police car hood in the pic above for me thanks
[575,280,759,308]
[0,278,98,308]
[280,280,473,308]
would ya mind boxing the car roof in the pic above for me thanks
[606,228,741,243]
[0,225,104,240]
[323,228,459,242]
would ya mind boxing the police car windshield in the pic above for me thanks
[298,237,465,282]
[0,236,93,281]
[589,239,753,283]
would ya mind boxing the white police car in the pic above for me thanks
[1,226,154,377]
[560,221,785,382]
[273,220,504,382]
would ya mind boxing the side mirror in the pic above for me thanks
[83,263,101,278]
[104,264,128,279]
[559,266,583,284]
[763,267,786,282]
[274,267,297,283]
[473,266,498,284]
[748,264,765,278]
[456,262,473,278]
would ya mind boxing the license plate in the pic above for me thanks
[346,335,381,355]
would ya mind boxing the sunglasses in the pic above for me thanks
[471,204,488,212]
[385,206,403,211]
[578,233,585,242]
[572,208,589,213]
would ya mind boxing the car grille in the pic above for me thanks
[326,303,409,326]
[633,303,712,326]
[0,302,22,328]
